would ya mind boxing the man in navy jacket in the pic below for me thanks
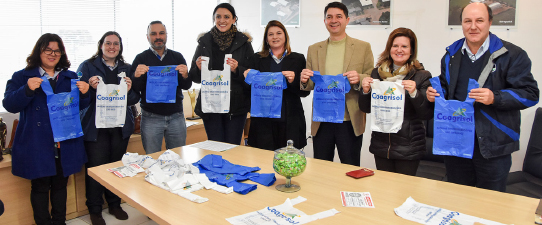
[131,21,192,154]
[427,2,539,192]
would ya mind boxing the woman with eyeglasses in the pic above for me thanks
[2,33,90,225]
[243,20,309,150]
[77,31,139,224]
[189,3,254,145]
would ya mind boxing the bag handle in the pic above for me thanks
[429,77,444,99]
[40,76,77,95]
[201,54,232,74]
[310,71,322,83]
[464,78,479,104]
[40,76,55,96]
[201,56,210,74]
[429,77,479,103]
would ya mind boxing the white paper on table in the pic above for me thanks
[226,196,340,225]
[186,140,238,152]
[340,191,375,208]
[142,151,235,204]
[186,121,198,127]
[121,153,156,168]
[107,164,144,178]
[394,197,508,225]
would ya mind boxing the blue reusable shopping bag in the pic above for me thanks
[245,70,287,118]
[41,77,84,142]
[430,77,478,159]
[146,66,178,103]
[310,71,350,123]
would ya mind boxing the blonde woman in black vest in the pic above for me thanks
[359,28,433,176]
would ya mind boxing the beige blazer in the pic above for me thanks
[301,35,374,137]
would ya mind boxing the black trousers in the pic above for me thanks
[31,154,68,225]
[84,128,129,214]
[247,117,287,151]
[444,138,512,192]
[373,155,420,176]
[202,113,247,145]
[312,121,363,166]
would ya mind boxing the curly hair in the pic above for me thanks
[26,33,70,71]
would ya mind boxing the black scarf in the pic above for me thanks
[210,25,237,51]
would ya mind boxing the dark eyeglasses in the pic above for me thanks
[43,48,63,56]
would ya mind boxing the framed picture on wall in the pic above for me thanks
[260,0,301,27]
[448,0,517,27]
[342,0,391,26]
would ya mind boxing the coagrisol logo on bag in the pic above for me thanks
[202,74,229,87]
[51,97,77,111]
[372,87,403,101]
[151,67,176,77]
[97,89,126,102]
[315,81,344,93]
[436,108,473,122]
[254,78,281,90]
[265,207,300,224]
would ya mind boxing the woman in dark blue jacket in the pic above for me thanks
[3,33,89,225]
[77,31,139,224]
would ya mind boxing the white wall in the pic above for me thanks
[1,1,538,172]
[232,0,541,171]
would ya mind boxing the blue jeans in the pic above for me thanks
[444,139,512,192]
[141,109,186,154]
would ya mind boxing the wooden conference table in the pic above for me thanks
[89,145,538,225]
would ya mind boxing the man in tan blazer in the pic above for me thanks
[300,1,374,166]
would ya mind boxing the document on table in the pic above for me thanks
[394,197,506,225]
[186,121,198,127]
[340,191,375,208]
[187,140,238,152]
[107,164,145,178]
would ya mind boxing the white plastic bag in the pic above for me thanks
[95,76,127,128]
[370,80,405,133]
[200,54,231,113]
[226,196,339,225]
[395,197,506,225]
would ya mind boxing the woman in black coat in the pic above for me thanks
[77,31,139,223]
[188,3,254,145]
[243,20,309,150]
[359,27,433,176]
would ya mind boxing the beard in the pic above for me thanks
[151,39,166,50]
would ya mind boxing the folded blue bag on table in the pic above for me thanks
[193,154,276,195]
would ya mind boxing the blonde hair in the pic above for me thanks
[376,27,423,70]
[258,20,291,58]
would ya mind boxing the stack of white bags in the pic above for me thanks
[121,150,234,203]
